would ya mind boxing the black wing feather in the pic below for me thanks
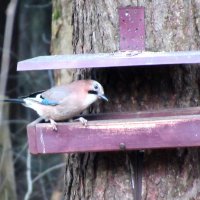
[20,90,45,98]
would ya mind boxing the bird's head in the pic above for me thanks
[87,80,108,102]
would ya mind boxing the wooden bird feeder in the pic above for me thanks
[17,7,200,154]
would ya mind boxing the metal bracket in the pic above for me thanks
[119,7,145,51]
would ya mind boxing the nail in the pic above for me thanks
[119,143,126,150]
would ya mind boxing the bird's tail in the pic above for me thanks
[0,99,25,104]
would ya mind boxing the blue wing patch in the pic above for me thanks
[41,98,59,106]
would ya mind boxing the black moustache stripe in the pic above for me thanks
[88,90,98,95]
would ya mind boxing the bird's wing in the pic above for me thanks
[24,81,84,106]
[21,89,62,106]
[41,85,74,103]
[20,90,45,98]
[21,84,76,106]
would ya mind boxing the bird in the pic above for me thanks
[1,80,108,131]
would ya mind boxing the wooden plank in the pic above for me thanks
[83,106,200,120]
[27,108,200,154]
[27,118,43,154]
[17,51,200,71]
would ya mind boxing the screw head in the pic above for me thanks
[119,143,126,150]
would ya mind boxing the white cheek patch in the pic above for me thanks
[84,94,98,108]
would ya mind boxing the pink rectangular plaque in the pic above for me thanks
[119,7,145,50]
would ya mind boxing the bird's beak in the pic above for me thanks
[99,94,108,101]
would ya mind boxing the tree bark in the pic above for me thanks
[0,105,17,200]
[51,0,200,199]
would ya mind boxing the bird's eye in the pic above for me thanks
[94,85,98,90]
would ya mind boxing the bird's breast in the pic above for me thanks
[47,103,85,121]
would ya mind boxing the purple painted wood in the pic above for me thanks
[27,107,200,154]
[119,7,145,50]
[27,118,41,154]
[17,51,200,71]
[84,106,200,120]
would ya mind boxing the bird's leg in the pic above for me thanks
[50,119,58,131]
[74,117,88,126]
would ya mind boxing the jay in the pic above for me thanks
[2,80,108,131]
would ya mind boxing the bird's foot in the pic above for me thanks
[50,119,58,131]
[75,117,88,127]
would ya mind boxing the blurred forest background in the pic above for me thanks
[2,0,200,200]
[0,0,64,199]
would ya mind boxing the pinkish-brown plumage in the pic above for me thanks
[4,80,108,130]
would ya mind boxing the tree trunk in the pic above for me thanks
[51,0,200,199]
[0,105,17,200]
